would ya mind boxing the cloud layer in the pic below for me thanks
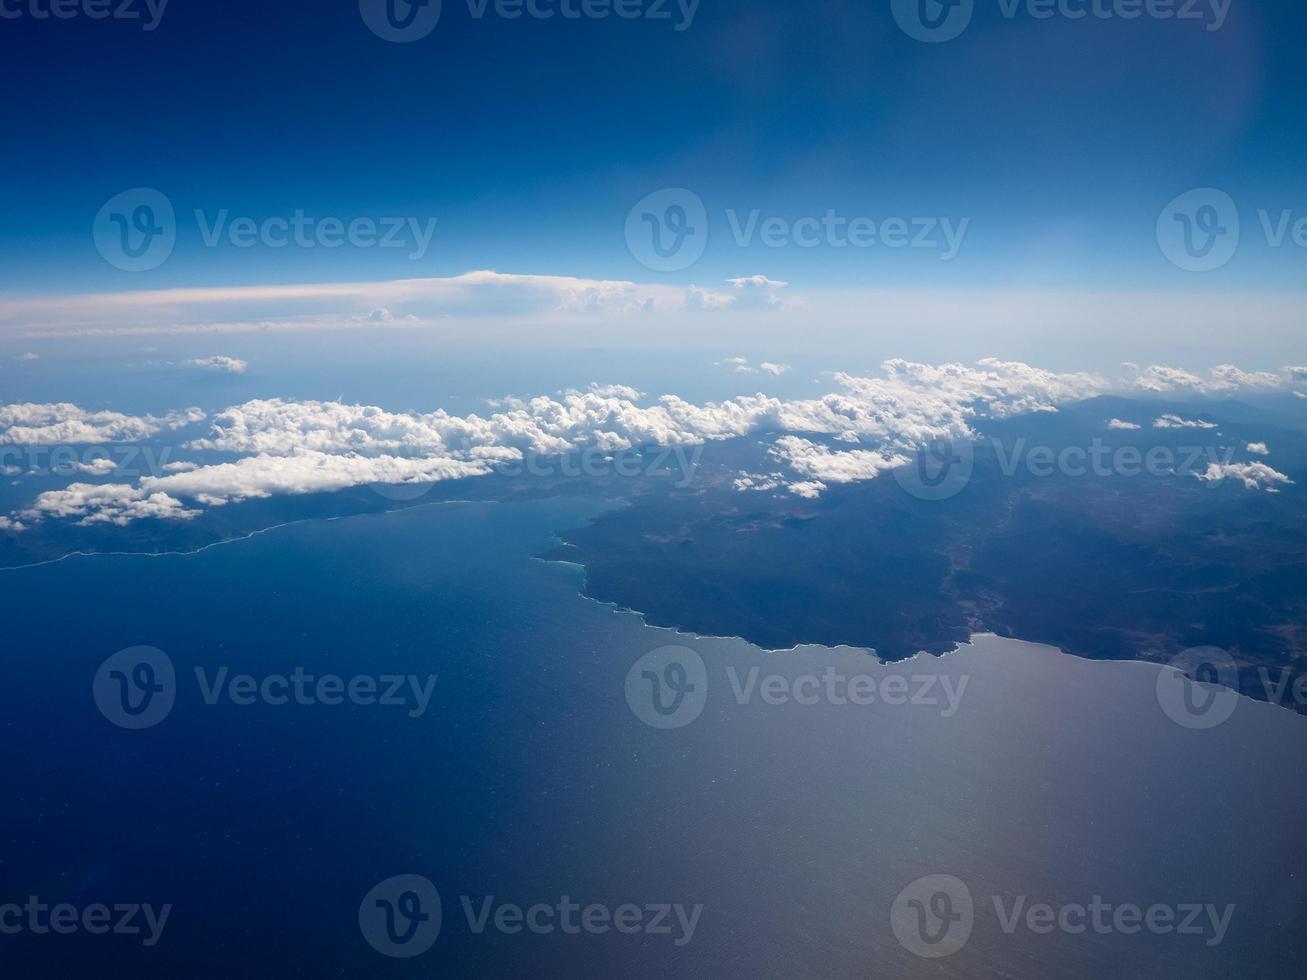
[3,359,1299,528]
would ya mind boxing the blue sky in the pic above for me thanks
[2,0,1306,534]
[5,0,1307,297]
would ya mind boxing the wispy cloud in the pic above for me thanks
[716,356,792,376]
[1131,364,1283,393]
[1154,415,1217,429]
[0,271,788,338]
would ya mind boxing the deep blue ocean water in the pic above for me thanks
[1,497,1304,977]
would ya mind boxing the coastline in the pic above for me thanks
[6,491,1300,722]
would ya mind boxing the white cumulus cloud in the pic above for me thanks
[24,483,199,526]
[770,436,908,486]
[787,481,827,499]
[1196,462,1293,492]
[0,404,204,445]
[187,356,248,374]
[733,472,784,492]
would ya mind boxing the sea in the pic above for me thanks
[1,496,1304,977]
